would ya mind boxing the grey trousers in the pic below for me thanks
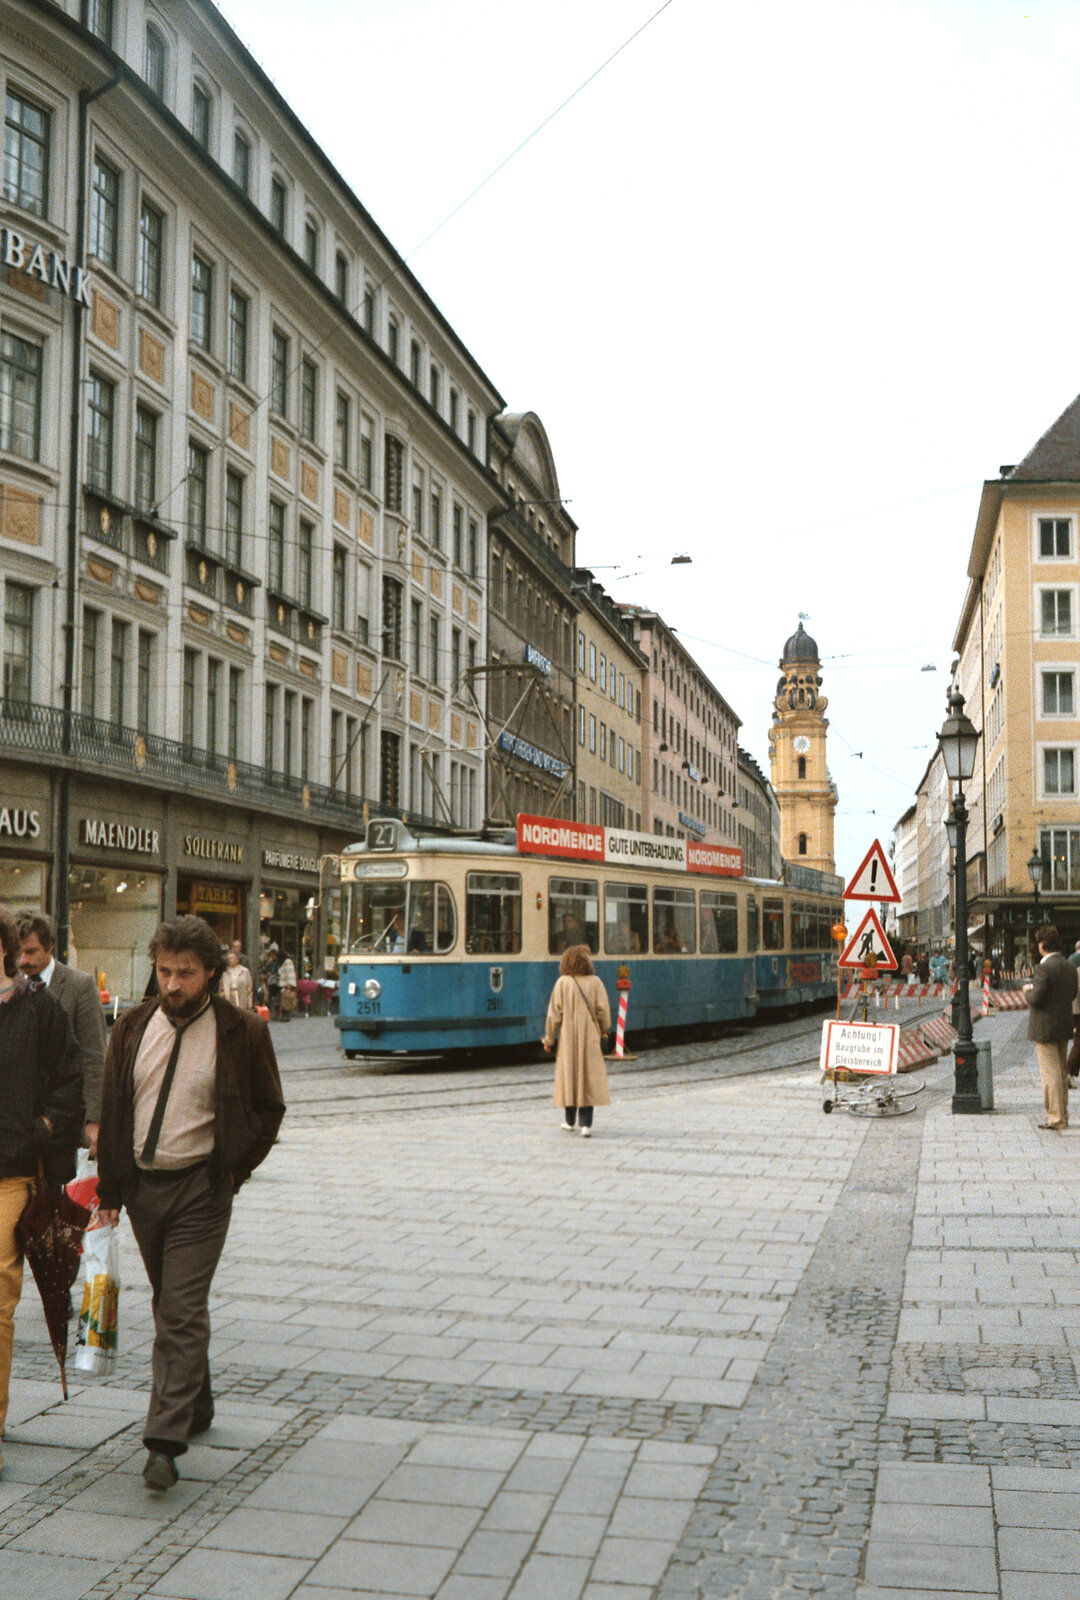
[127,1163,233,1454]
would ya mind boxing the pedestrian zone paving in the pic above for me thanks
[3,1008,1080,1597]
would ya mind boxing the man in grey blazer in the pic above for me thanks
[1023,924,1078,1130]
[16,912,107,1155]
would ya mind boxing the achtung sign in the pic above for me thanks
[820,1020,899,1076]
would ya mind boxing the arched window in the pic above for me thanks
[145,25,167,98]
[798,833,807,856]
[798,756,806,779]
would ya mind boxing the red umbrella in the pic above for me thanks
[15,1175,92,1400]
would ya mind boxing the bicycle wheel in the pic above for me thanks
[888,1078,926,1100]
[847,1094,919,1118]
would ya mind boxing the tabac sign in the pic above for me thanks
[2,228,93,305]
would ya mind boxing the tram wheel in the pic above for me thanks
[344,1049,358,1060]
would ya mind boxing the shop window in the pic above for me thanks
[70,866,161,1004]
[700,890,738,954]
[0,858,45,920]
[762,895,785,950]
[653,886,695,953]
[604,881,648,955]
[465,871,521,954]
[548,877,599,955]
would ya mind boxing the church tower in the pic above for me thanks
[768,623,837,874]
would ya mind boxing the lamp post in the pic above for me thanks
[1027,846,1043,928]
[937,688,981,1113]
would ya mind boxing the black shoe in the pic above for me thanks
[143,1451,179,1491]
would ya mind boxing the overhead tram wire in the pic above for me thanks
[134,0,679,535]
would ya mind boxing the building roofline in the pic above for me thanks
[617,606,742,727]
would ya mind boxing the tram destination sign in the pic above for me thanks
[516,814,743,878]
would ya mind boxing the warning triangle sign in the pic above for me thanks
[838,907,897,970]
[844,839,900,903]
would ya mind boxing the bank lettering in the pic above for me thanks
[184,834,243,863]
[1,229,92,306]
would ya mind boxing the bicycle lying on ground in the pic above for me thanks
[822,1076,925,1117]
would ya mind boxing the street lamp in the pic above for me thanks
[1027,846,1043,918]
[937,688,981,1113]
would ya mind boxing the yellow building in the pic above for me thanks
[768,624,837,874]
[571,572,648,829]
[954,392,1080,965]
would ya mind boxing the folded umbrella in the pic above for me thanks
[15,1171,92,1400]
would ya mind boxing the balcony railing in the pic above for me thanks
[0,699,446,835]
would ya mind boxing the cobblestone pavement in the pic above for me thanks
[4,1004,1074,1598]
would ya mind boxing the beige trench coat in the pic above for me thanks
[221,963,255,1010]
[543,973,611,1108]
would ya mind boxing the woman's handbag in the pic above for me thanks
[572,977,613,1054]
[280,985,298,1014]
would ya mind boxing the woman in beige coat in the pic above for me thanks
[542,945,611,1137]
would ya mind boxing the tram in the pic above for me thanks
[334,814,844,1058]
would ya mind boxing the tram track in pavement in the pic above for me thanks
[278,1011,835,1121]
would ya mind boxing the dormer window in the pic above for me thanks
[270,173,287,236]
[192,81,212,150]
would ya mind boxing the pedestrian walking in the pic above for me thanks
[542,944,611,1137]
[96,915,285,1492]
[0,905,83,1469]
[277,952,298,1020]
[1022,923,1078,1131]
[916,951,930,983]
[15,912,107,1156]
[264,949,281,1019]
[899,951,914,984]
[929,951,948,986]
[220,950,254,1010]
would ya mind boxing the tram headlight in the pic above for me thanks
[363,978,382,1000]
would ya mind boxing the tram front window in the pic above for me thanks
[348,881,456,954]
[548,878,599,954]
[763,896,785,951]
[653,886,696,953]
[700,890,738,954]
[604,881,648,955]
[466,872,522,953]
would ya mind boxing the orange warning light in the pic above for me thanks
[831,922,847,943]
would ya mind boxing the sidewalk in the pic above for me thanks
[0,1009,1075,1599]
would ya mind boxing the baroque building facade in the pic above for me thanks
[0,0,501,994]
[768,623,837,874]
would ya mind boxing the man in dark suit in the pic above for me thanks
[1023,924,1078,1130]
[16,913,107,1155]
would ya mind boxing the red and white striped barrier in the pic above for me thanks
[897,1030,937,1071]
[918,1015,959,1054]
[988,989,1028,1010]
[982,970,991,1017]
[614,991,630,1058]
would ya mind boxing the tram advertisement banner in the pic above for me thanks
[516,815,743,878]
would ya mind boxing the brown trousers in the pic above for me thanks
[1036,1040,1070,1128]
[0,1177,30,1436]
[127,1163,232,1454]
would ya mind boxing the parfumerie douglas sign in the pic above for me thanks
[516,814,743,878]
[2,229,92,305]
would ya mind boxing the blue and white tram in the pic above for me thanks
[334,817,843,1058]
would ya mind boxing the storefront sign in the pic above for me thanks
[517,814,744,879]
[263,848,318,874]
[0,807,40,839]
[184,834,243,863]
[685,765,701,784]
[1,229,92,305]
[497,731,568,778]
[188,881,240,913]
[80,819,160,854]
[524,643,551,676]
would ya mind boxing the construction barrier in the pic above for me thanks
[988,989,1028,1010]
[918,1014,959,1054]
[896,1029,938,1071]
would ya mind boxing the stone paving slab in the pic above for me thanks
[4,1011,1080,1596]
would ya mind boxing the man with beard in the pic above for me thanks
[97,916,284,1491]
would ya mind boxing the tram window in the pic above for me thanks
[604,881,648,955]
[653,885,696,953]
[746,894,760,953]
[812,905,829,947]
[349,882,407,952]
[465,872,522,954]
[549,878,599,954]
[407,882,456,954]
[763,896,785,951]
[700,890,738,954]
[792,901,808,950]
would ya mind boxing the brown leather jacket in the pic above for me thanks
[97,995,285,1210]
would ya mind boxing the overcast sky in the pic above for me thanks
[219,0,1079,878]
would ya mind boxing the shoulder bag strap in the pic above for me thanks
[571,976,604,1043]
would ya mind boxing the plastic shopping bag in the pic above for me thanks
[66,1150,99,1214]
[74,1222,120,1373]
